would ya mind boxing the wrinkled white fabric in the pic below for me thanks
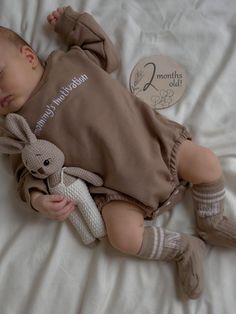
[0,0,236,313]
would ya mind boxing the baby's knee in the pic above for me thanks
[102,200,145,255]
[200,147,222,181]
[178,141,222,184]
[107,226,143,255]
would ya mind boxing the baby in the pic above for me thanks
[0,6,235,299]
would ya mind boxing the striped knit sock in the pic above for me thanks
[137,226,206,299]
[192,176,236,247]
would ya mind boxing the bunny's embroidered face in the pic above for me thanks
[22,140,65,179]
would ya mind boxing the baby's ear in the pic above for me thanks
[20,46,39,69]
[4,113,37,144]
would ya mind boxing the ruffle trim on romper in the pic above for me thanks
[169,127,192,186]
[94,192,154,219]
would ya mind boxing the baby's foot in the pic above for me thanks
[197,214,236,248]
[176,236,206,299]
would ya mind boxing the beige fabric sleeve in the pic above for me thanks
[55,6,120,73]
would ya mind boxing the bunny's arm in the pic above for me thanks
[10,154,48,209]
[64,167,103,186]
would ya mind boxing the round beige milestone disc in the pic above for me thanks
[129,55,187,110]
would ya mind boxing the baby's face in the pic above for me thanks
[0,40,44,115]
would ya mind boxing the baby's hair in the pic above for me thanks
[0,26,31,49]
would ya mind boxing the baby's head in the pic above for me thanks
[0,26,44,115]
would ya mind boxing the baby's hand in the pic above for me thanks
[47,7,66,27]
[31,191,75,221]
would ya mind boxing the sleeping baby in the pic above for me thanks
[0,5,235,299]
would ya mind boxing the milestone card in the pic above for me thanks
[129,55,187,110]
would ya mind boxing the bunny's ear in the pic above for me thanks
[0,113,37,155]
[0,136,25,154]
[4,113,37,144]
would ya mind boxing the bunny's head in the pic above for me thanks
[0,113,65,179]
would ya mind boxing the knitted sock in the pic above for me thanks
[192,176,236,247]
[137,226,206,299]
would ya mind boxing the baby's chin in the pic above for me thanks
[4,97,26,114]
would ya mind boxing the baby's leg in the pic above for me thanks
[177,140,236,247]
[102,200,206,299]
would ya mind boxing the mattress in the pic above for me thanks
[0,0,236,313]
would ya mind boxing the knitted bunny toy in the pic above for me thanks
[0,113,106,245]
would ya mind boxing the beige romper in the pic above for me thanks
[13,6,191,218]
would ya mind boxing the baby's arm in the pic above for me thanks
[47,6,120,73]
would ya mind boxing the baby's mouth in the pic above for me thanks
[0,95,13,108]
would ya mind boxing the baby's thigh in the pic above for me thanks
[102,200,145,254]
[177,140,222,184]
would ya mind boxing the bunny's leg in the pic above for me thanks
[69,209,97,245]
[75,181,106,238]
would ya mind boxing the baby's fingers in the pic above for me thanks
[56,7,66,14]
[47,7,66,25]
[55,201,75,221]
[42,195,75,220]
[49,194,66,203]
[47,14,57,25]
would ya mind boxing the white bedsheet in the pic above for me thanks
[0,0,236,313]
